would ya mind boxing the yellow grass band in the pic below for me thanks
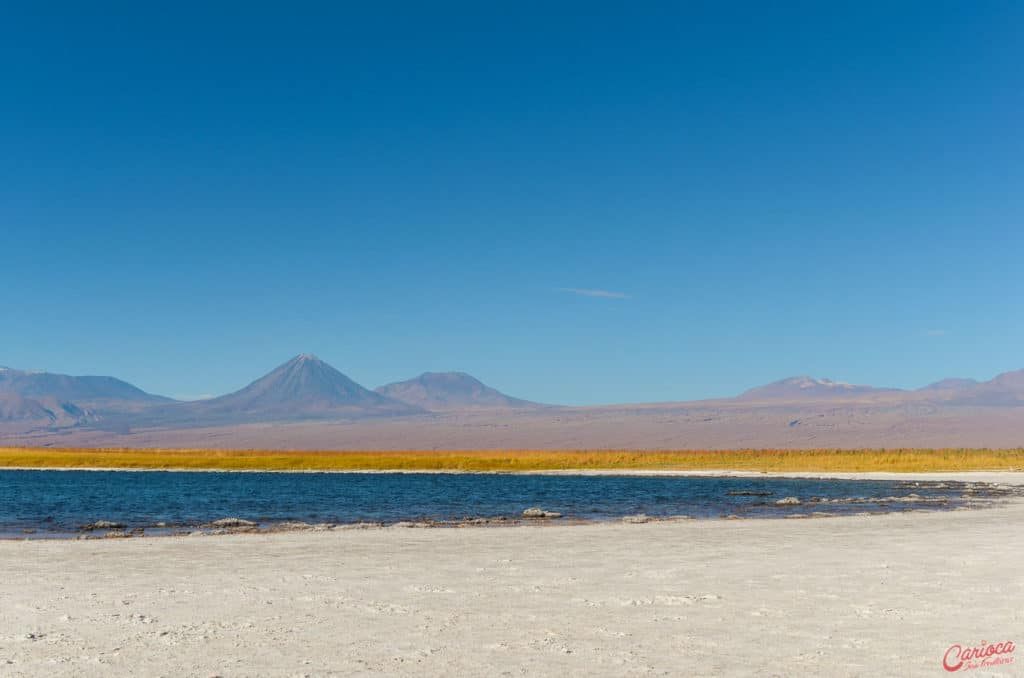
[0,447,1022,472]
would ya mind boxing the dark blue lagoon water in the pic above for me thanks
[0,470,997,537]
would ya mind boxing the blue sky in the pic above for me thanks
[2,2,1022,405]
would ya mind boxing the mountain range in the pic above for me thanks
[1,357,1023,448]
[734,373,1024,406]
[736,376,897,401]
[0,355,544,428]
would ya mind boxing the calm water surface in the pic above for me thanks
[0,470,985,537]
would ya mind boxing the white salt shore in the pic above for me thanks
[1,472,1022,677]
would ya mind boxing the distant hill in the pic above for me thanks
[0,366,169,405]
[944,369,1024,406]
[736,370,1024,407]
[0,393,97,426]
[919,378,980,392]
[736,376,899,401]
[376,372,543,411]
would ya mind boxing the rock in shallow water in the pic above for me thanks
[81,520,126,530]
[203,518,257,528]
[273,521,312,531]
[522,508,562,519]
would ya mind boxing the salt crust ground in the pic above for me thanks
[1,472,1022,677]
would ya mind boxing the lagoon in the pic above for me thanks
[0,470,992,537]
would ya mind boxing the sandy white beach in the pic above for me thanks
[1,473,1022,677]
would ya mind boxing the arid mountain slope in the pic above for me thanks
[376,372,541,411]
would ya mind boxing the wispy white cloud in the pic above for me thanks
[558,287,630,299]
[925,329,947,336]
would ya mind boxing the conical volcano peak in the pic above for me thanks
[188,355,421,420]
[280,353,326,370]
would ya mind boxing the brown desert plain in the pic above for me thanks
[3,356,1024,451]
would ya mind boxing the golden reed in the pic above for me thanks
[0,447,1022,472]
